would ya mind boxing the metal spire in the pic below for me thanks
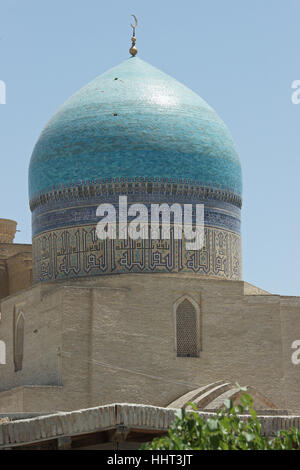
[129,15,138,57]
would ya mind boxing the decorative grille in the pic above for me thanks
[176,300,198,357]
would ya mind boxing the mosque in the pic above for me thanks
[0,23,300,449]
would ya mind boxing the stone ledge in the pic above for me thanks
[1,402,300,448]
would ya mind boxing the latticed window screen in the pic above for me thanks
[176,300,198,357]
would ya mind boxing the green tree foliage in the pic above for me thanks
[142,388,300,450]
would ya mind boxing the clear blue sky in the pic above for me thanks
[0,0,299,295]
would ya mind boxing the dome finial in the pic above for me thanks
[129,14,138,57]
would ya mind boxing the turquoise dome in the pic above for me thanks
[29,57,242,202]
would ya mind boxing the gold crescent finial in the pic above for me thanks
[129,14,138,57]
[130,14,138,31]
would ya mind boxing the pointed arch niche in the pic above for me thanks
[174,296,201,358]
[14,309,25,372]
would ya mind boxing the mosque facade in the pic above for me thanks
[0,45,300,448]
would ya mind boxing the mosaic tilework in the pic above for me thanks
[31,188,241,237]
[32,225,241,283]
[31,183,241,281]
[29,58,242,202]
[30,179,242,213]
[33,204,240,237]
